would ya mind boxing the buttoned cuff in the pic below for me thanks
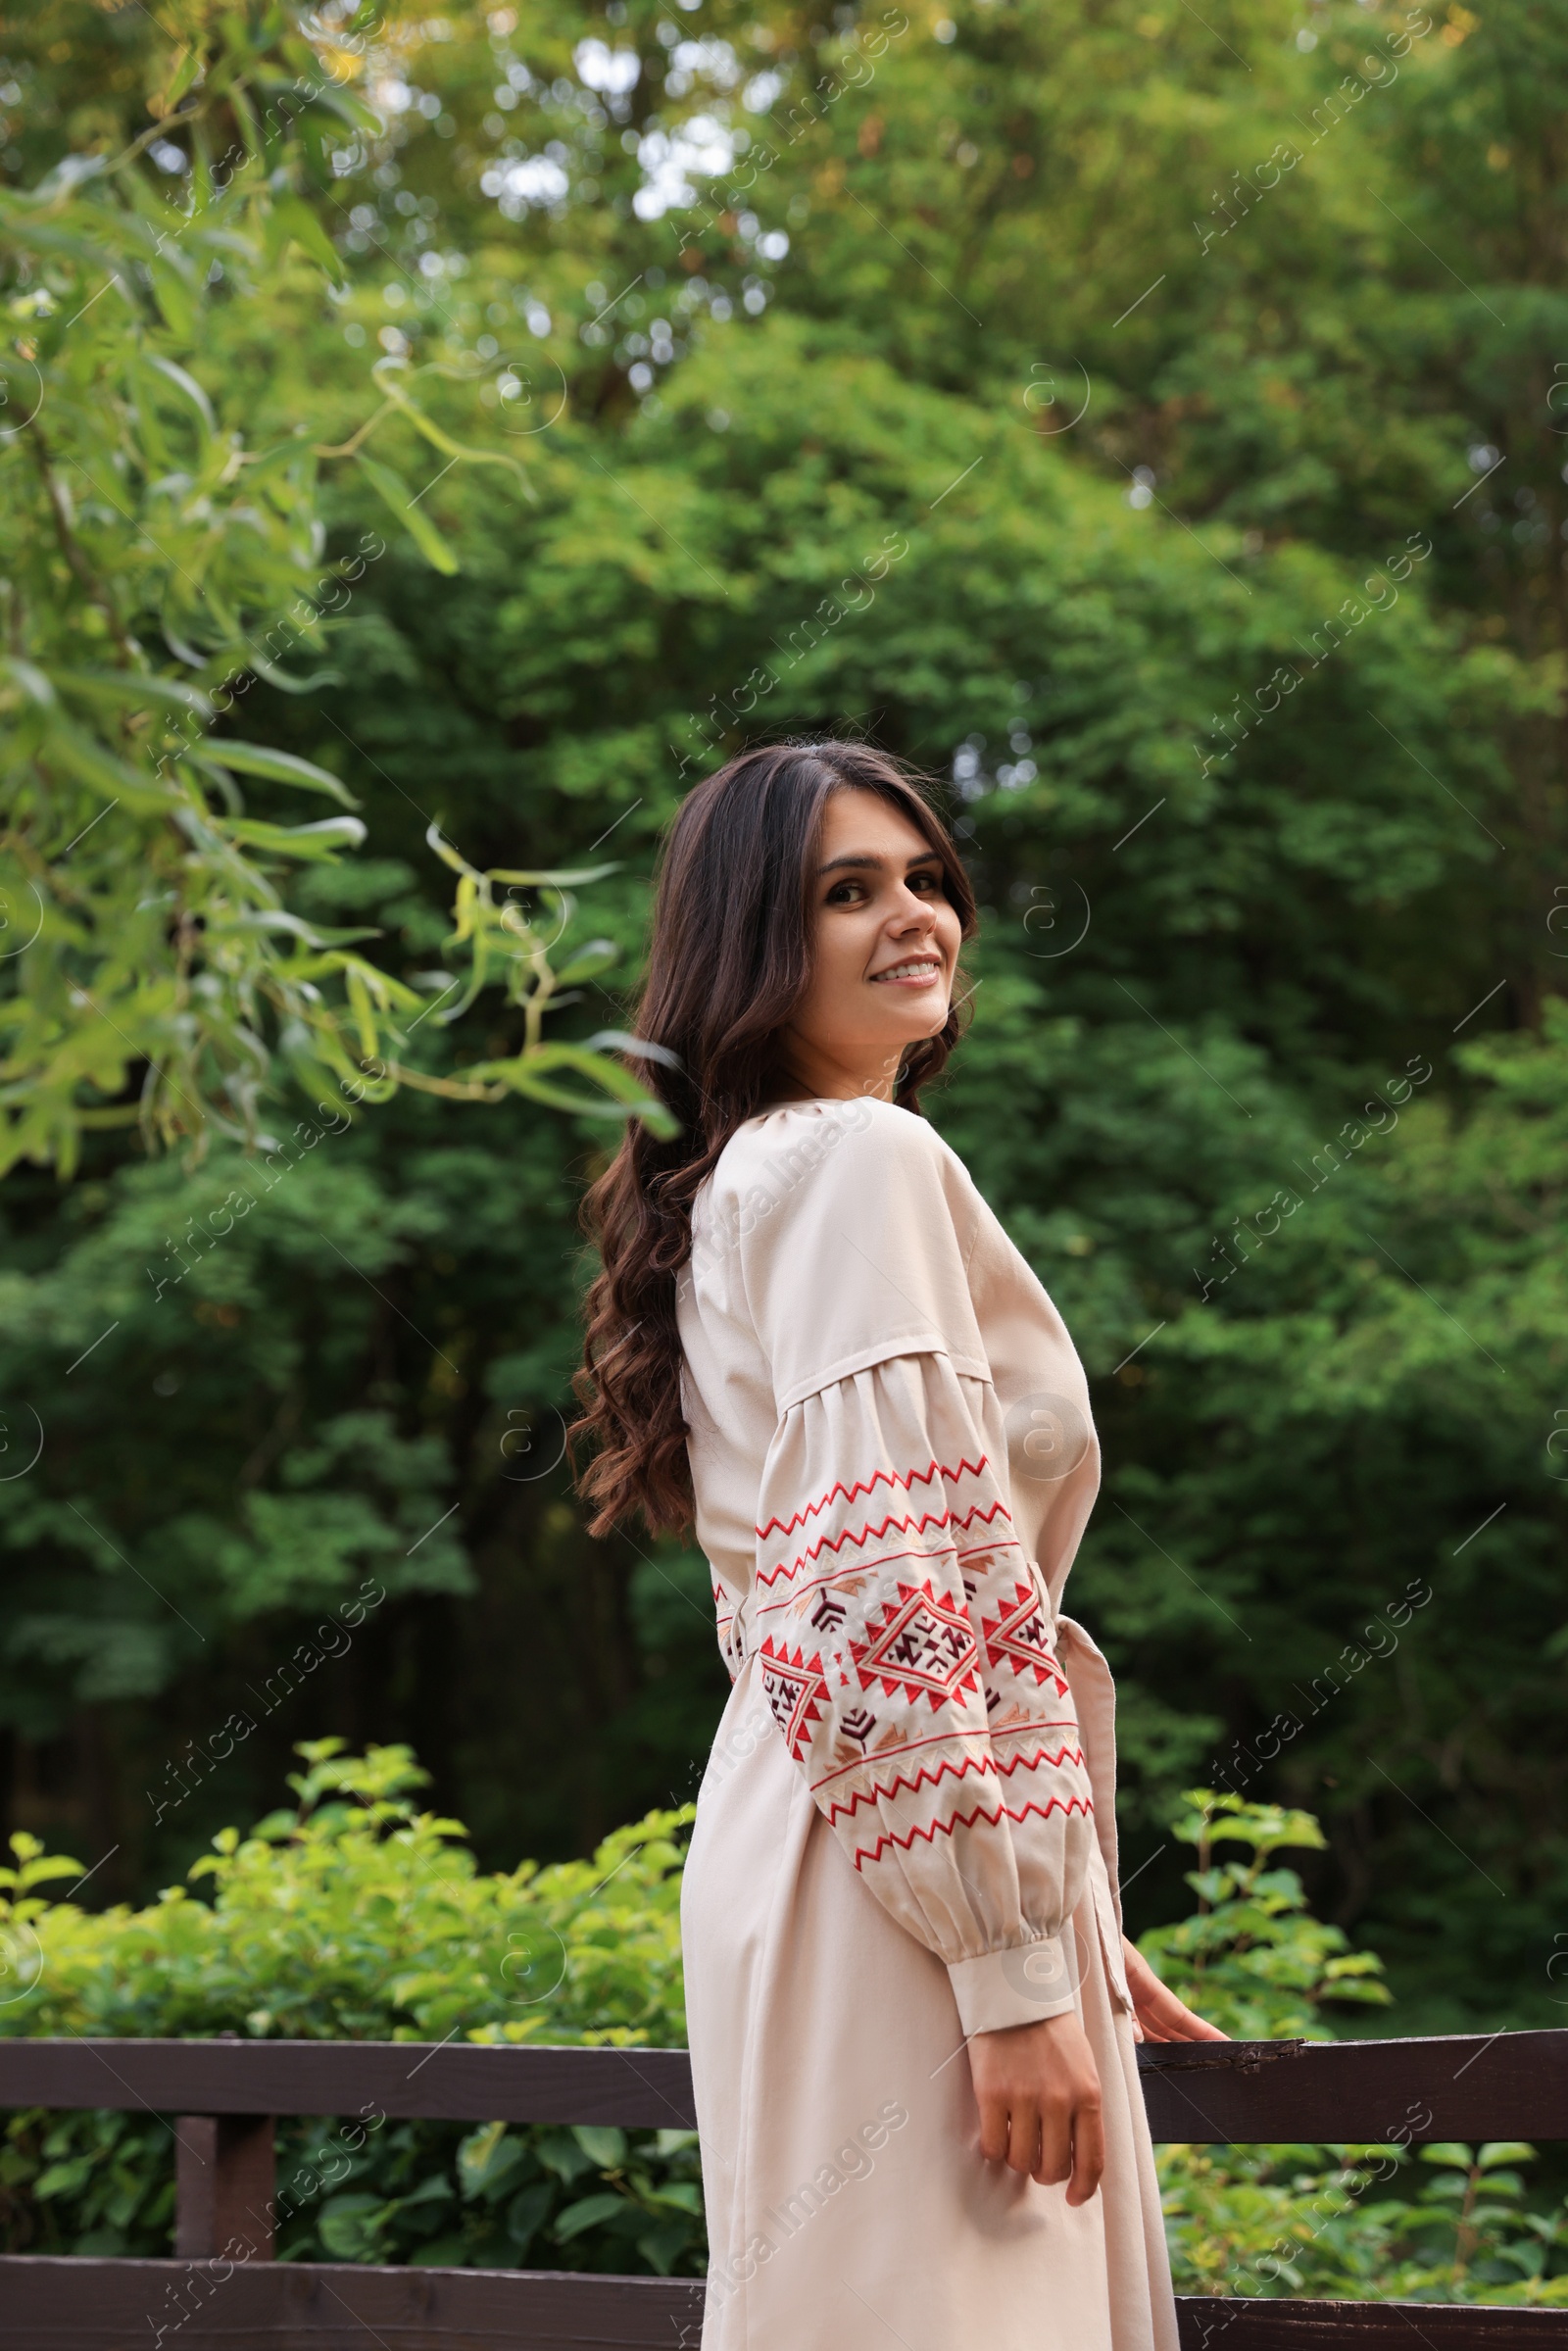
[947,1932,1079,2034]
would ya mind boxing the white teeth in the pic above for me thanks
[875,959,940,981]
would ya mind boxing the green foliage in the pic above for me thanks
[1144,1798,1568,2306]
[0,2,662,1172]
[1,0,1567,2058]
[0,1741,700,2273]
[3,1756,1566,2300]
[1,1739,690,2045]
[1160,2141,1568,2307]
[1137,1790,1393,2041]
[270,2114,705,2275]
[0,2107,175,2259]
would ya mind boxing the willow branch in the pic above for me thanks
[28,424,136,667]
[312,401,396,460]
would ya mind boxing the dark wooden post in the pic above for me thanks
[173,2114,276,2261]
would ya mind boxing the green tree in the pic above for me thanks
[0,0,1564,2042]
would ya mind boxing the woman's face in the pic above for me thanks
[776,786,964,1102]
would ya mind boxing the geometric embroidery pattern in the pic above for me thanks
[851,1786,1093,1873]
[978,1580,1070,1694]
[818,1739,1086,1829]
[757,1499,1012,1593]
[712,1576,746,1683]
[745,1410,1096,1970]
[758,1637,830,1762]
[851,1579,980,1709]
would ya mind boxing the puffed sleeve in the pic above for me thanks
[735,1101,1098,2035]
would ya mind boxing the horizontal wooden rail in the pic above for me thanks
[2,2260,1564,2350]
[0,2036,701,2131]
[1136,2029,1568,2145]
[1178,2307,1568,2349]
[1,2030,1565,2350]
[0,2257,707,2349]
[4,2027,1566,2142]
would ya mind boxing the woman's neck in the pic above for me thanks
[767,1043,901,1105]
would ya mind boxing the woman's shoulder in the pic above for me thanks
[710,1094,962,1213]
[700,1098,987,1396]
[694,1099,981,1301]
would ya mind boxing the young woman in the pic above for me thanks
[574,741,1223,2351]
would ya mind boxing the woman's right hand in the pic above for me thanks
[967,2011,1104,2203]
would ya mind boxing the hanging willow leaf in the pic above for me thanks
[354,453,461,574]
[192,742,360,806]
[220,815,368,860]
[265,193,343,279]
[144,353,217,435]
[48,668,212,720]
[369,356,533,490]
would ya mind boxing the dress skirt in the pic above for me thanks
[683,1662,1181,2351]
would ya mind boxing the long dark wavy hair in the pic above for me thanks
[570,740,978,1537]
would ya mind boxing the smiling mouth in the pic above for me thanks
[869,956,945,985]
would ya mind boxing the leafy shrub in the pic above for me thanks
[1139,1787,1394,2041]
[0,1740,701,2272]
[1146,1792,1568,2305]
[1159,2137,1568,2304]
[0,1739,688,2046]
[1,1751,1564,2299]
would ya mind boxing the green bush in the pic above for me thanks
[1147,1790,1568,2305]
[0,1739,702,2272]
[0,1747,1564,2299]
[1161,2138,1568,2306]
[1,1738,688,2047]
[1140,1787,1395,2042]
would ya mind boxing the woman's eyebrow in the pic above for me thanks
[816,850,941,875]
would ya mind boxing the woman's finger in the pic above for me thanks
[1139,1979,1226,2043]
[1035,2097,1070,2184]
[1065,2096,1106,2206]
[977,2089,1010,2166]
[1008,2095,1043,2176]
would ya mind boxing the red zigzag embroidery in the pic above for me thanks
[758,1499,1016,1589]
[852,1790,1093,1872]
[757,1457,991,1542]
[820,1742,1087,1827]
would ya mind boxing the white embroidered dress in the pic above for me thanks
[677,1098,1178,2351]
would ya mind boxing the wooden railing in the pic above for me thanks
[2,2030,1566,2347]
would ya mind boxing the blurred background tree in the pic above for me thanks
[0,0,1564,2033]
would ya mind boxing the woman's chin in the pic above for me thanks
[884,1011,951,1055]
[870,989,951,1028]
